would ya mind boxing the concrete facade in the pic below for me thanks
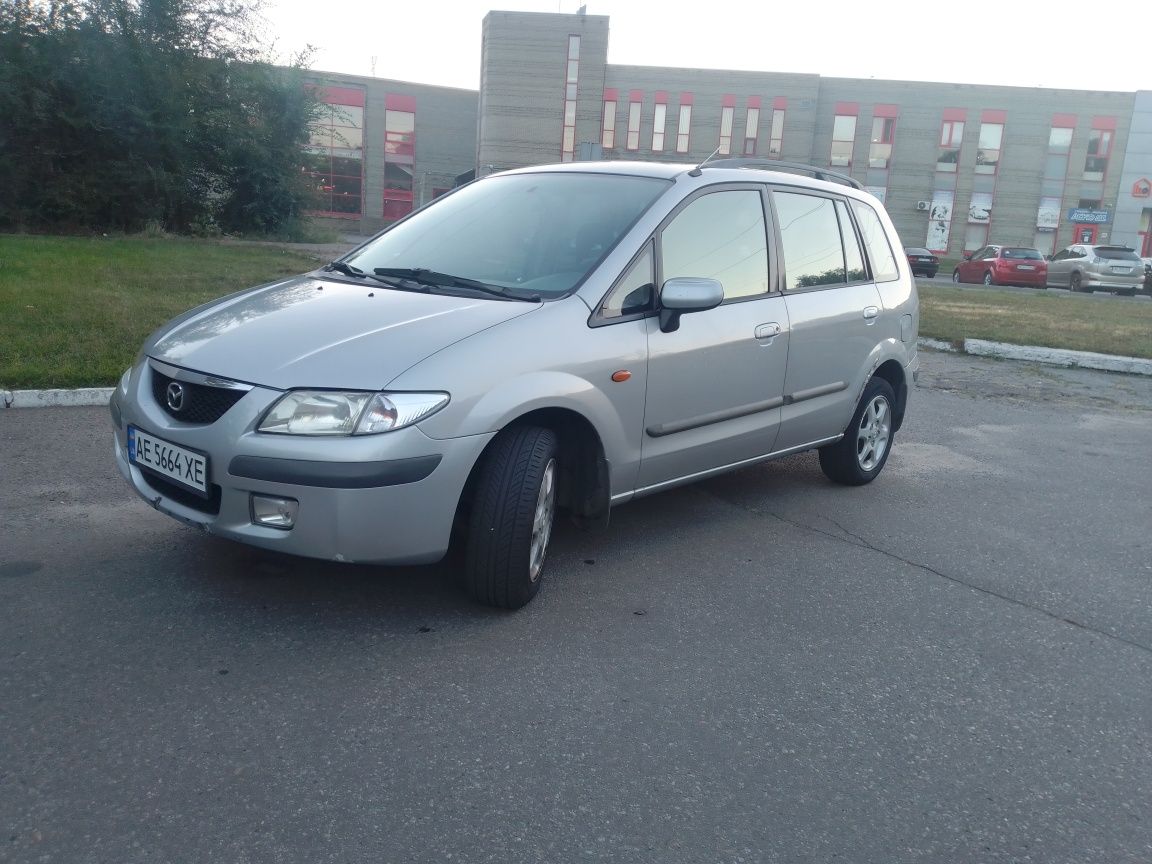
[305,72,478,235]
[303,10,1151,258]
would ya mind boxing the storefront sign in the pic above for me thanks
[1133,178,1151,198]
[1067,208,1111,224]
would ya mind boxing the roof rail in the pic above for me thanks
[694,158,864,190]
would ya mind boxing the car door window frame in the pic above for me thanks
[591,182,779,326]
[768,186,871,294]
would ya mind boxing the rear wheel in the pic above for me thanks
[465,426,559,609]
[983,271,994,286]
[819,378,896,486]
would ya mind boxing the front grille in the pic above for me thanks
[138,469,222,515]
[151,369,246,424]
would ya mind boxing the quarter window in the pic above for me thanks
[601,242,655,319]
[836,200,866,282]
[850,199,899,282]
[661,191,769,300]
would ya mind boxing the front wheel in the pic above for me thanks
[983,271,994,286]
[1070,272,1082,293]
[465,426,559,609]
[819,378,896,486]
[952,269,961,283]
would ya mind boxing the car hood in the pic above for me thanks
[147,275,540,390]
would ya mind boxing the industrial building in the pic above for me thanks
[305,10,1152,260]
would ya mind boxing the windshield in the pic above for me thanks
[1003,248,1043,260]
[344,173,671,298]
[1095,247,1140,261]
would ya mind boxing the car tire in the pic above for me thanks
[1070,272,1082,293]
[818,377,896,487]
[952,269,961,283]
[983,271,994,286]
[465,425,560,609]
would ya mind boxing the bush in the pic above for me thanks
[0,0,321,235]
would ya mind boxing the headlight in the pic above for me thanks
[258,391,449,436]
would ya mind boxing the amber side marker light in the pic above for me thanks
[611,370,632,382]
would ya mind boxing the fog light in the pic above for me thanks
[251,495,299,529]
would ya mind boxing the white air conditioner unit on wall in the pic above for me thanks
[915,201,930,211]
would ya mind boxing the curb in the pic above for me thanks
[2,388,114,409]
[4,338,1150,408]
[917,338,1152,376]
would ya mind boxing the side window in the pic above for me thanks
[775,191,845,289]
[660,190,769,300]
[835,199,867,282]
[600,242,655,319]
[849,198,900,282]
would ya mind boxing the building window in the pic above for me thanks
[869,116,896,169]
[768,107,784,158]
[626,92,642,151]
[560,35,580,162]
[1084,127,1113,182]
[383,93,416,221]
[937,118,965,172]
[601,89,617,150]
[718,96,735,156]
[652,93,667,152]
[830,114,856,167]
[743,97,760,156]
[676,95,693,154]
[975,122,1003,174]
[304,87,365,217]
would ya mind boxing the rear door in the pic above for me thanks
[637,186,789,490]
[770,189,886,452]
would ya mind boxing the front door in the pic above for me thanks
[638,187,789,490]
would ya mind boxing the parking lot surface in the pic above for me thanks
[2,350,1150,863]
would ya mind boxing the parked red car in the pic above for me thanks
[952,245,1047,287]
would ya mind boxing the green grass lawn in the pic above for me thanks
[919,284,1152,359]
[0,235,319,388]
[2,236,1150,389]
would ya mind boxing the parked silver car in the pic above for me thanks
[110,160,919,608]
[1045,243,1144,295]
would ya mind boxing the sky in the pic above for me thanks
[261,0,1151,95]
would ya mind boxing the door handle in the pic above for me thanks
[863,306,879,320]
[755,322,781,339]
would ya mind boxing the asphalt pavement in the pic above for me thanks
[2,350,1150,863]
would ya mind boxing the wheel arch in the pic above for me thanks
[872,359,909,432]
[455,406,611,539]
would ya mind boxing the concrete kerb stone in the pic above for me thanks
[959,339,1152,376]
[3,388,114,409]
[4,337,1150,408]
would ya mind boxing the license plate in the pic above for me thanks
[1017,265,1035,270]
[1111,266,1129,274]
[128,426,208,495]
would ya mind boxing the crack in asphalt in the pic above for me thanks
[715,492,1152,657]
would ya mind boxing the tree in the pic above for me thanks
[0,0,320,234]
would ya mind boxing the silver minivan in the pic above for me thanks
[110,160,919,608]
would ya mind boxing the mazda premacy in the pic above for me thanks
[111,160,919,608]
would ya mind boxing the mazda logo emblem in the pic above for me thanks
[166,382,185,412]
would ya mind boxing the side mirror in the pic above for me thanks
[658,277,724,333]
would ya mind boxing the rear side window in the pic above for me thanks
[849,199,900,282]
[774,192,846,289]
[661,190,769,300]
[835,200,867,282]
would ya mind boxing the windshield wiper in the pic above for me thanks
[373,268,539,302]
[322,261,366,278]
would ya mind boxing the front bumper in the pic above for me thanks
[111,362,493,565]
